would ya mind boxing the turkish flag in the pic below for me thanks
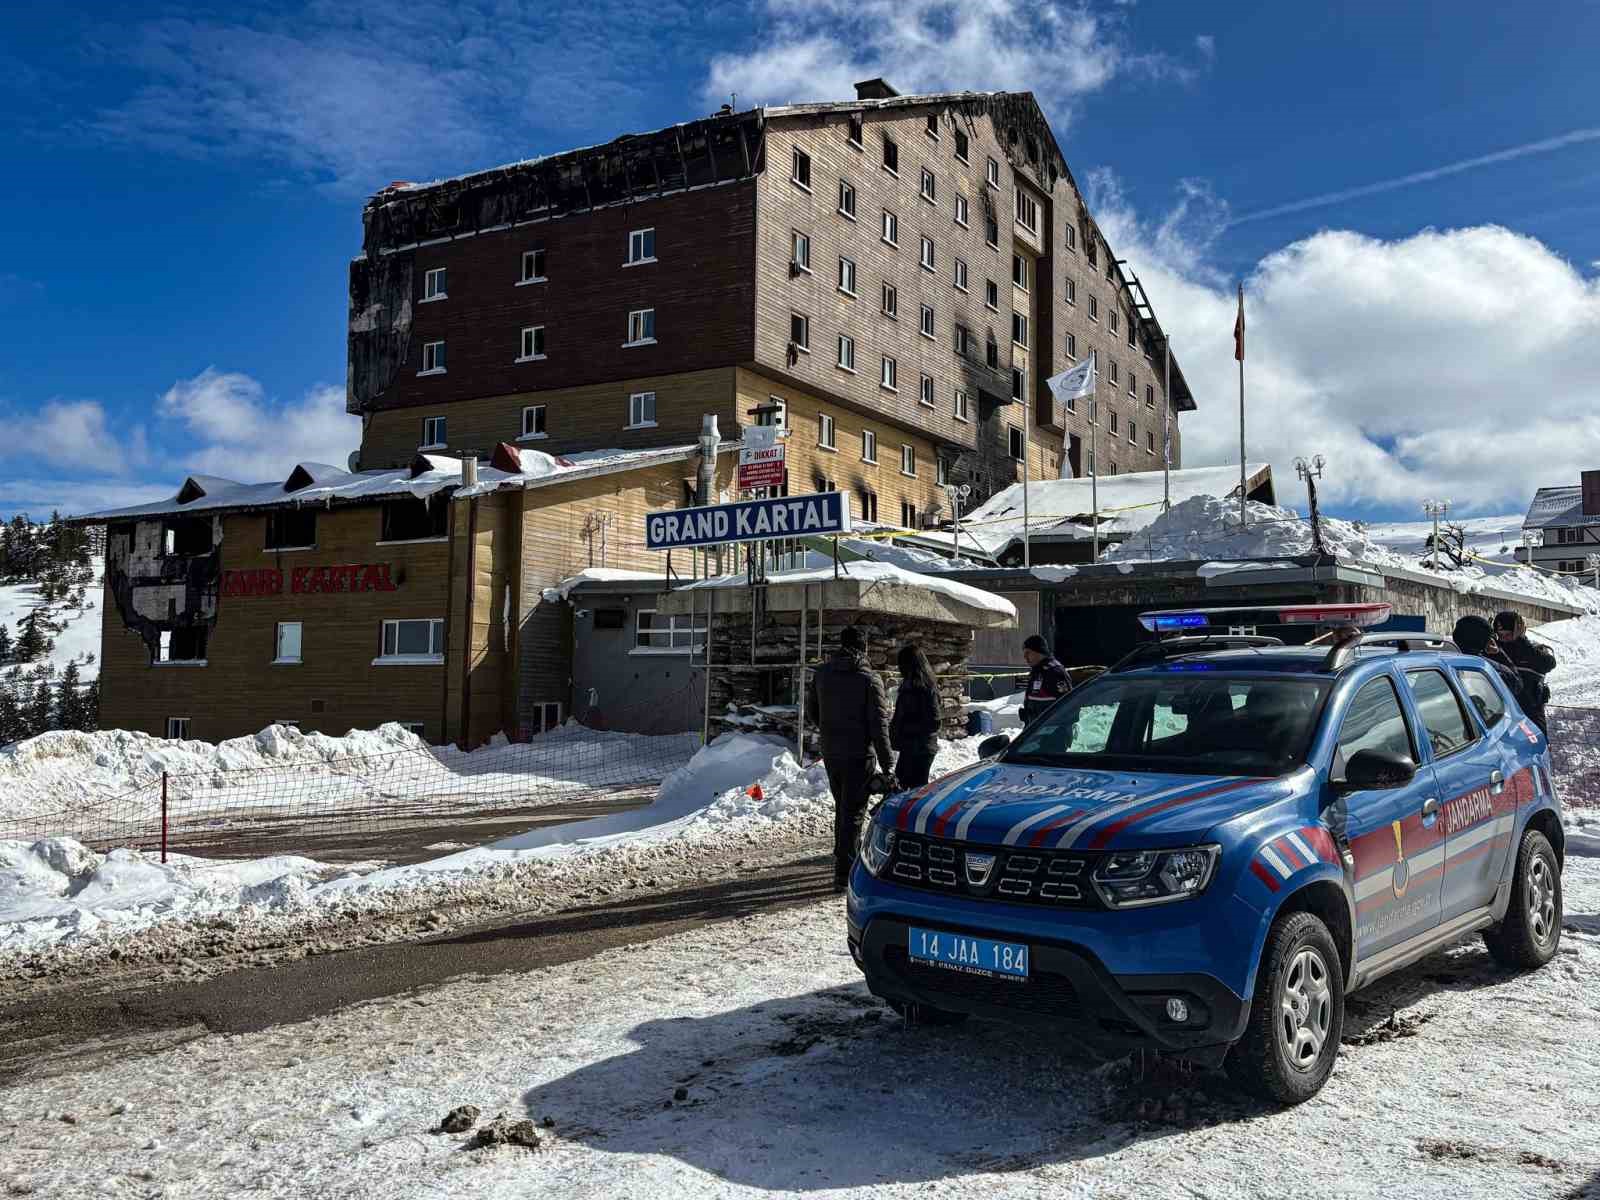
[1233,283,1245,362]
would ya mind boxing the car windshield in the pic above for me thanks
[1005,672,1331,777]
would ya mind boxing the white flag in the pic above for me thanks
[1047,351,1097,405]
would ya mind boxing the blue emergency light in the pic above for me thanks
[1137,603,1393,634]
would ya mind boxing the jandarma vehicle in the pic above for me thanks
[846,605,1565,1103]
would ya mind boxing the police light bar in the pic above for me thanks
[1137,603,1392,633]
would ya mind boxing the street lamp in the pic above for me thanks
[943,482,972,560]
[1422,499,1451,570]
[1294,455,1327,557]
[1586,552,1600,590]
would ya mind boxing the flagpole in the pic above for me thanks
[1090,361,1100,562]
[1162,335,1172,511]
[1022,381,1031,568]
[1236,282,1247,527]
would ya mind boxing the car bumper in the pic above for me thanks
[847,911,1250,1067]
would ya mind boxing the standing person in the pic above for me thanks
[890,642,942,792]
[1452,615,1543,731]
[806,625,895,891]
[1019,634,1071,725]
[1494,611,1557,732]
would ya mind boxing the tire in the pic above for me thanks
[1226,911,1345,1105]
[1483,828,1562,969]
[887,998,971,1027]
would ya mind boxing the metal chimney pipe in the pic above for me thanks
[696,415,721,505]
[461,455,478,487]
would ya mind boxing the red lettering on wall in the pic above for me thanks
[227,563,398,599]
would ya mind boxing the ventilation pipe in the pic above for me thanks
[696,415,721,505]
[461,455,478,487]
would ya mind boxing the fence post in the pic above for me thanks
[160,771,169,864]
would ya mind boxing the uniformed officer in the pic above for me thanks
[1019,634,1071,725]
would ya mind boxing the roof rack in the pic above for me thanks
[1108,634,1284,673]
[1359,632,1458,652]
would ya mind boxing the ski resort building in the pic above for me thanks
[1521,469,1600,575]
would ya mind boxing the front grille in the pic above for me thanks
[885,945,1082,1017]
[887,831,1102,909]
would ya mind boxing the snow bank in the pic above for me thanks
[674,560,1018,618]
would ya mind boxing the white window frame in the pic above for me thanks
[954,194,969,227]
[838,179,857,219]
[936,456,948,485]
[791,229,811,272]
[1015,189,1039,233]
[376,618,446,666]
[519,248,547,285]
[954,388,970,422]
[626,391,657,429]
[985,279,999,311]
[900,443,916,478]
[1009,426,1024,461]
[919,236,935,272]
[421,414,447,449]
[919,373,935,408]
[757,395,788,435]
[274,621,303,665]
[520,404,547,441]
[838,256,857,296]
[1065,277,1076,305]
[881,134,899,176]
[421,267,447,302]
[517,324,546,362]
[418,341,446,376]
[861,429,877,463]
[900,500,918,529]
[1128,418,1138,445]
[953,257,968,292]
[881,209,898,247]
[625,227,657,266]
[925,113,940,141]
[166,717,190,739]
[1066,332,1077,360]
[1012,311,1029,349]
[880,356,898,392]
[624,308,656,347]
[791,147,812,191]
[818,412,836,449]
[1014,253,1031,292]
[881,282,898,318]
[954,325,971,356]
[1065,224,1077,251]
[953,128,969,163]
[919,303,935,340]
[1088,295,1099,322]
[790,311,810,351]
[837,333,856,372]
[633,609,706,656]
[920,168,936,203]
[986,157,1000,188]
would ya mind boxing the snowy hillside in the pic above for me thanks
[1362,513,1527,567]
[0,560,103,682]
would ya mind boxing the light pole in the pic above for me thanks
[1587,552,1600,590]
[1422,499,1451,570]
[943,482,972,560]
[1293,454,1327,559]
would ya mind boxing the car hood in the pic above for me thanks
[878,760,1302,852]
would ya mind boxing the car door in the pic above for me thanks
[1329,672,1443,961]
[1440,665,1523,920]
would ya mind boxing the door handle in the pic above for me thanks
[1490,769,1505,794]
[1421,797,1440,817]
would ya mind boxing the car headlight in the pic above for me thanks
[858,819,896,877]
[1091,845,1219,908]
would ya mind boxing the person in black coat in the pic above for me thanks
[1019,634,1071,725]
[1495,611,1557,732]
[1452,615,1547,733]
[889,642,942,792]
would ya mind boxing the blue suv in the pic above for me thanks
[846,610,1565,1103]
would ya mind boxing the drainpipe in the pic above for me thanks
[696,414,721,506]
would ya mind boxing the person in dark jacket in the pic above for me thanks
[1495,611,1556,731]
[1019,634,1071,725]
[889,642,941,792]
[1452,615,1545,732]
[806,625,895,890]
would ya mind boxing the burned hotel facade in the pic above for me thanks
[79,80,1195,745]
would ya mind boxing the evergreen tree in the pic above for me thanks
[56,661,83,730]
[0,684,20,746]
[14,612,47,663]
[79,676,99,732]
[25,670,53,737]
[0,625,11,663]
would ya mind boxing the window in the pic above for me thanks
[953,128,969,162]
[985,279,999,310]
[858,490,879,522]
[919,236,935,271]
[1107,257,1116,282]
[789,311,810,350]
[155,626,205,664]
[756,395,787,433]
[880,282,898,318]
[881,209,899,246]
[882,135,898,175]
[520,248,546,283]
[274,621,303,665]
[627,391,657,428]
[635,609,705,653]
[1109,359,1119,385]
[381,497,448,541]
[1012,311,1028,347]
[625,308,656,346]
[985,214,999,248]
[166,717,190,739]
[1109,410,1119,434]
[518,325,546,361]
[1065,332,1077,359]
[900,499,919,528]
[1334,677,1415,776]
[985,333,998,369]
[838,255,857,295]
[1065,224,1077,251]
[265,509,316,550]
[818,412,835,448]
[419,341,446,375]
[838,179,857,219]
[1107,462,1119,476]
[919,373,934,407]
[986,156,1000,188]
[1012,253,1028,290]
[936,456,948,485]
[1405,669,1477,757]
[954,194,969,227]
[1088,295,1099,321]
[1128,418,1137,444]
[399,721,427,739]
[925,113,939,140]
[953,257,968,291]
[421,414,447,448]
[847,114,864,147]
[1147,430,1155,453]
[1011,368,1024,401]
[954,389,970,421]
[1015,190,1039,233]
[1459,668,1508,727]
[919,303,935,339]
[522,404,547,439]
[626,228,656,264]
[1065,277,1076,305]
[954,324,972,356]
[530,702,563,734]
[1009,426,1024,460]
[1087,239,1098,268]
[1556,527,1589,545]
[421,267,446,301]
[880,356,898,391]
[791,229,811,272]
[900,444,916,476]
[1127,314,1137,347]
[1146,383,1155,407]
[379,619,445,664]
[791,147,812,189]
[837,333,855,371]
[860,429,877,462]
[914,169,935,206]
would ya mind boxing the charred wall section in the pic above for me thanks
[106,518,222,662]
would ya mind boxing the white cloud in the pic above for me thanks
[158,368,360,482]
[1195,34,1216,62]
[703,0,1200,114]
[1092,176,1600,515]
[0,400,149,474]
[0,479,172,521]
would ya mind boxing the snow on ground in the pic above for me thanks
[964,691,1025,731]
[1106,495,1599,612]
[1364,513,1528,566]
[0,561,103,681]
[5,855,1599,1199]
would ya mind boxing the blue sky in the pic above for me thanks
[2,0,1597,521]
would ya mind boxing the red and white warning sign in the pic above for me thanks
[737,424,787,491]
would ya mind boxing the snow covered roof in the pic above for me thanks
[71,443,728,523]
[1525,485,1595,529]
[662,560,1018,624]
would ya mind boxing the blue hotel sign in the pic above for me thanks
[646,491,852,551]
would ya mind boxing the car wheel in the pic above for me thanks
[887,999,970,1027]
[1226,911,1344,1105]
[1483,828,1562,969]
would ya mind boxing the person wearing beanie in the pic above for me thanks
[1452,615,1545,733]
[1493,611,1556,732]
[1020,633,1071,725]
[805,624,895,890]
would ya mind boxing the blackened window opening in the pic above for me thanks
[382,498,448,542]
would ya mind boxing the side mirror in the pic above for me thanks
[1336,749,1417,792]
[978,734,1012,760]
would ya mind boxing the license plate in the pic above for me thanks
[907,927,1029,980]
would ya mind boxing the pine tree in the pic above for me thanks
[0,684,20,746]
[14,612,47,663]
[79,676,99,731]
[56,661,82,730]
[25,670,53,737]
[0,625,12,664]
